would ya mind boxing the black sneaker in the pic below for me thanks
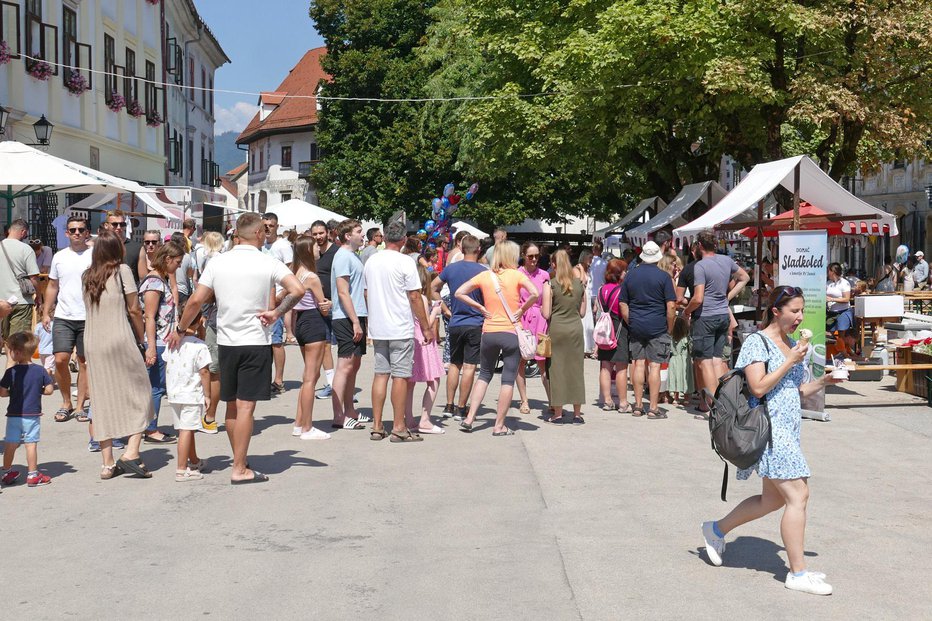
[271,382,284,395]
[441,404,456,419]
[453,406,468,421]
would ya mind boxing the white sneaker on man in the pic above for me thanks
[315,385,333,399]
[701,521,725,567]
[300,427,331,440]
[785,571,833,595]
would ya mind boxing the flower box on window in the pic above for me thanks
[146,111,163,128]
[0,40,11,65]
[107,93,126,113]
[27,55,52,80]
[127,99,145,118]
[65,70,89,95]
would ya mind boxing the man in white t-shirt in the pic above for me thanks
[170,212,304,484]
[363,219,433,443]
[261,212,294,394]
[41,215,93,422]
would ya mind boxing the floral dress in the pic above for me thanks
[734,332,810,481]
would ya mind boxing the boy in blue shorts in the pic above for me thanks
[1,332,55,488]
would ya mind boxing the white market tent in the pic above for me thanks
[672,155,898,245]
[594,196,667,237]
[625,181,727,247]
[266,199,348,231]
[450,220,489,239]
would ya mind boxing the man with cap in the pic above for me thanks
[913,251,928,290]
[618,241,677,418]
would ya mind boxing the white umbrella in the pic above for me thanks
[265,199,348,232]
[450,220,489,239]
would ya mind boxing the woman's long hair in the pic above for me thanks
[82,230,125,307]
[553,249,574,295]
[151,241,185,277]
[292,235,317,274]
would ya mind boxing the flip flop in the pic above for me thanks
[370,428,388,441]
[459,421,473,433]
[75,406,90,423]
[54,407,75,422]
[492,428,515,436]
[647,410,668,419]
[572,416,585,425]
[631,408,645,417]
[544,415,562,425]
[143,432,176,444]
[332,418,365,430]
[390,430,423,443]
[231,470,269,485]
[415,424,445,435]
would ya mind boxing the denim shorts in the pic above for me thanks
[5,416,41,444]
[271,317,285,345]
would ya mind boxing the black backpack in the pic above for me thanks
[704,333,773,501]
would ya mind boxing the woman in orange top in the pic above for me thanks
[455,241,539,436]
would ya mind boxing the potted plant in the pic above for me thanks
[108,93,126,113]
[0,40,11,66]
[127,99,145,117]
[146,111,163,128]
[65,71,89,95]
[27,56,53,81]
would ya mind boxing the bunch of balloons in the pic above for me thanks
[415,181,479,248]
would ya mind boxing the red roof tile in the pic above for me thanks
[236,47,329,145]
[220,178,238,197]
[225,162,247,177]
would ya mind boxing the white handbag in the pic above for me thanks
[490,271,538,360]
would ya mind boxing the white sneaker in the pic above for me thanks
[292,426,303,437]
[701,521,725,567]
[785,571,833,595]
[300,427,331,440]
[175,468,204,482]
[315,385,333,399]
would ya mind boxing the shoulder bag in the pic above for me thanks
[489,271,538,360]
[1,240,36,298]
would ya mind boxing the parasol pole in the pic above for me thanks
[792,162,801,231]
[756,198,765,319]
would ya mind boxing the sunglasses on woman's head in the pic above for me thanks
[772,286,803,308]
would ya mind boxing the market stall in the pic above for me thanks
[625,181,727,247]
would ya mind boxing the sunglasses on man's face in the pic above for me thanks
[110,221,126,228]
[67,228,87,234]
[143,240,160,246]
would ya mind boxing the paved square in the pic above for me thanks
[3,354,930,619]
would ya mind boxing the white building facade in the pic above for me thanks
[236,48,327,213]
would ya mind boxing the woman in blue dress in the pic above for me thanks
[701,286,841,596]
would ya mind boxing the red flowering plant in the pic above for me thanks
[65,71,89,95]
[0,40,11,65]
[146,110,163,128]
[127,99,145,117]
[27,56,53,81]
[108,93,126,112]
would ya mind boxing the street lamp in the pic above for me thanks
[0,105,9,136]
[32,115,53,146]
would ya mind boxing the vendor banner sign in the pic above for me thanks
[778,230,827,417]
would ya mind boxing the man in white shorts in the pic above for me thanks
[363,219,433,443]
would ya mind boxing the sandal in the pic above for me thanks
[116,457,152,479]
[100,463,125,480]
[646,409,668,419]
[75,405,90,423]
[54,407,75,423]
[519,401,530,415]
[631,407,645,417]
[370,428,388,441]
[390,430,423,443]
[492,428,515,436]
[545,415,562,424]
[459,421,473,433]
[600,403,616,412]
[572,416,585,424]
[617,403,633,414]
[332,418,365,430]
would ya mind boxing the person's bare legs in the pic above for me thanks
[100,439,115,469]
[631,359,647,409]
[24,441,38,472]
[120,432,143,461]
[371,373,389,433]
[2,441,18,470]
[515,362,529,407]
[494,385,514,432]
[445,361,461,408]
[537,360,551,404]
[205,373,220,424]
[330,353,358,424]
[458,363,476,408]
[272,344,285,387]
[772,478,810,573]
[224,400,237,448]
[229,399,257,481]
[404,380,417,430]
[297,343,324,431]
[463,379,490,426]
[599,361,614,406]
[75,358,88,410]
[698,358,719,405]
[54,352,75,411]
[419,379,439,429]
[177,429,196,472]
[647,361,662,411]
[390,376,410,434]
[614,363,629,409]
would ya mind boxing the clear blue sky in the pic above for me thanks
[194,0,325,134]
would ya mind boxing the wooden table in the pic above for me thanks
[851,346,932,395]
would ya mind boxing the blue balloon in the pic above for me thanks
[437,208,447,222]
[443,183,455,198]
[442,197,450,209]
[432,197,443,210]
[465,192,473,201]
[425,219,436,232]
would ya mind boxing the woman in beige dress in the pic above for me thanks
[83,230,155,479]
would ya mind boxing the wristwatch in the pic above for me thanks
[175,324,186,334]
